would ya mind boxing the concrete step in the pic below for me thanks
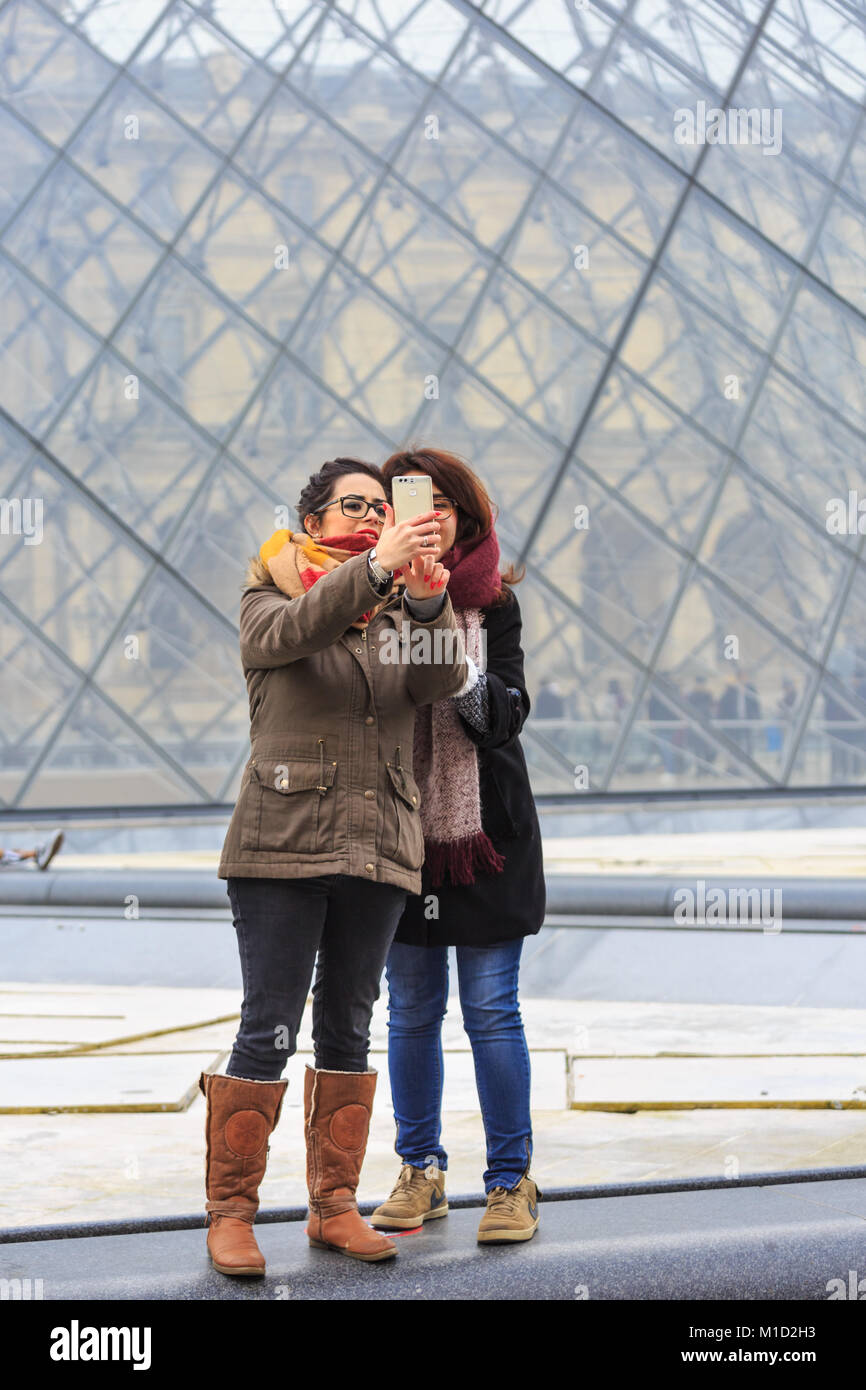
[4,1176,866,1300]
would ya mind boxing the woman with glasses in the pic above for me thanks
[202,457,469,1274]
[371,447,546,1245]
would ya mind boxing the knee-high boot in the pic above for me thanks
[200,1070,288,1276]
[303,1065,397,1262]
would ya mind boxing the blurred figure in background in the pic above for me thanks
[0,830,64,869]
[717,668,761,758]
[686,674,717,772]
[535,680,566,719]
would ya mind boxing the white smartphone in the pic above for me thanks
[391,474,434,524]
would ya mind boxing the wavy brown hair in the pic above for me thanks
[380,445,524,606]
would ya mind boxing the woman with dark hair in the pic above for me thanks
[371,447,546,1244]
[201,457,469,1274]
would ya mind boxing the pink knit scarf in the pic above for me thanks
[412,529,507,887]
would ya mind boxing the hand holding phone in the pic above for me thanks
[375,475,443,579]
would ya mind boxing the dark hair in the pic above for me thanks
[242,457,385,590]
[380,445,524,604]
[296,457,384,531]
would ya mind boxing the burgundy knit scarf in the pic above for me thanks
[412,528,507,887]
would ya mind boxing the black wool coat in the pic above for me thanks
[392,589,546,948]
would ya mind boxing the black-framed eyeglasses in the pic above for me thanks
[314,494,388,521]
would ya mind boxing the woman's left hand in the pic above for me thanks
[399,554,450,599]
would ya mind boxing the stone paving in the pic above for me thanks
[3,985,866,1228]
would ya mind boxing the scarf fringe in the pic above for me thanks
[424,829,506,888]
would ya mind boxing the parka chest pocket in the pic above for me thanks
[383,759,424,872]
[240,746,338,856]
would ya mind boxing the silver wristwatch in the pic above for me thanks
[367,547,393,587]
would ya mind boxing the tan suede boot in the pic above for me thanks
[303,1065,397,1262]
[200,1070,288,1276]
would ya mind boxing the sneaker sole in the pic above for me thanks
[370,1203,450,1230]
[477,1219,540,1244]
[37,831,64,871]
[307,1237,397,1261]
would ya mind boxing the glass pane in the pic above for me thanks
[189,0,325,69]
[628,0,756,92]
[808,187,866,313]
[0,257,99,434]
[114,256,275,437]
[653,573,815,780]
[0,597,82,806]
[89,571,251,793]
[403,361,563,542]
[530,462,688,662]
[0,106,54,226]
[660,188,794,349]
[620,276,765,447]
[733,35,861,172]
[2,160,162,336]
[340,179,490,348]
[0,454,150,670]
[788,672,866,789]
[549,100,685,258]
[233,354,386,485]
[445,21,574,164]
[519,578,644,790]
[392,94,537,251]
[21,682,212,808]
[164,455,327,613]
[0,0,115,143]
[0,414,38,494]
[699,42,844,260]
[696,466,847,654]
[764,0,866,103]
[40,0,167,63]
[334,0,469,79]
[45,350,219,551]
[176,170,330,337]
[233,82,381,245]
[740,368,866,555]
[287,10,428,158]
[789,567,866,787]
[291,264,448,438]
[589,23,731,173]
[482,0,616,89]
[776,279,866,437]
[576,367,727,549]
[609,684,761,792]
[69,75,224,241]
[459,268,608,443]
[131,3,275,153]
[506,178,645,345]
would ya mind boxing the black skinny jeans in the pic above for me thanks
[225,874,407,1080]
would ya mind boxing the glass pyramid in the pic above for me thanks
[2,0,865,807]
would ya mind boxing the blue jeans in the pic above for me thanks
[385,938,532,1193]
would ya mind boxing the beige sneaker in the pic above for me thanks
[370,1163,449,1230]
[477,1175,541,1243]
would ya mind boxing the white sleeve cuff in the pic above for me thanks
[455,655,480,696]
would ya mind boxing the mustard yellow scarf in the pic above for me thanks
[260,528,399,631]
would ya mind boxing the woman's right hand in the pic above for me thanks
[374,503,443,574]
